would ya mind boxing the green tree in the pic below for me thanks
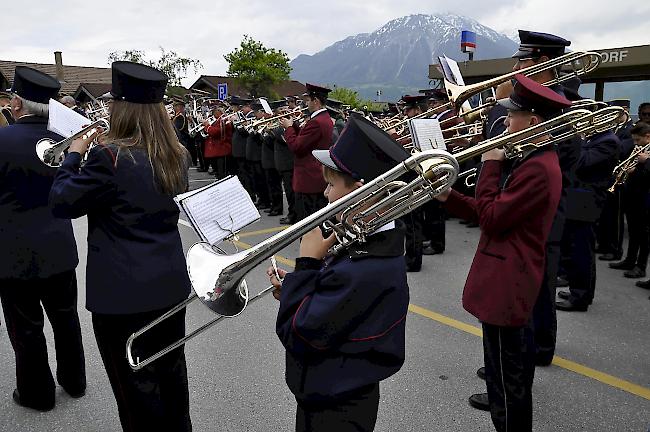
[329,86,364,109]
[108,47,202,88]
[224,35,291,98]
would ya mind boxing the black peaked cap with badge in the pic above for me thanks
[513,30,571,59]
[11,66,61,104]
[498,73,572,119]
[312,113,410,183]
[304,83,331,100]
[110,61,168,104]
[401,94,428,109]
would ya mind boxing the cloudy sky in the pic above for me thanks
[3,0,648,86]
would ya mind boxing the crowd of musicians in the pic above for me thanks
[0,29,648,432]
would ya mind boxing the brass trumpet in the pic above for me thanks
[608,143,650,192]
[36,119,109,168]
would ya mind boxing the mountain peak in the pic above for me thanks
[290,13,518,100]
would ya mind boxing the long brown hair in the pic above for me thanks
[107,100,188,195]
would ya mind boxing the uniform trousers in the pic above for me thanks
[422,201,446,252]
[595,188,623,257]
[295,383,380,432]
[622,194,649,269]
[205,156,228,180]
[0,270,86,410]
[294,192,327,221]
[92,305,191,432]
[235,157,256,200]
[265,168,284,212]
[531,242,560,363]
[562,220,597,306]
[399,210,424,272]
[482,323,535,432]
[251,161,270,205]
[281,170,297,222]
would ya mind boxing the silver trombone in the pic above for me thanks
[126,106,626,371]
[36,119,109,168]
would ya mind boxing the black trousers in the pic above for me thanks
[251,161,270,205]
[623,195,649,268]
[281,170,297,221]
[295,383,380,432]
[295,192,327,221]
[562,220,597,306]
[206,156,228,180]
[92,305,192,432]
[532,242,560,363]
[265,167,284,212]
[399,210,424,272]
[596,188,624,256]
[482,323,535,432]
[422,201,446,251]
[0,270,86,409]
[235,157,256,200]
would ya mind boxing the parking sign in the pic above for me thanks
[217,83,228,101]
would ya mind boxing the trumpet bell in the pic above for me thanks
[186,243,249,317]
[35,137,61,167]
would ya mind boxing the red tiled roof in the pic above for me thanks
[191,76,306,98]
[0,59,111,96]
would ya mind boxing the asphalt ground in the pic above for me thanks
[1,167,649,431]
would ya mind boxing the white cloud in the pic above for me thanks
[1,0,647,87]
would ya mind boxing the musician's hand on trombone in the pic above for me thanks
[279,117,293,129]
[266,266,287,300]
[299,227,337,260]
[69,127,101,157]
[435,188,452,202]
[481,148,506,162]
[638,152,649,163]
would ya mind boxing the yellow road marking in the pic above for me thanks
[237,226,288,238]
[191,225,650,401]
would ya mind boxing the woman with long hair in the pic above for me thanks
[50,61,192,432]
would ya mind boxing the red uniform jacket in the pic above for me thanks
[444,150,562,326]
[285,110,333,194]
[204,121,233,158]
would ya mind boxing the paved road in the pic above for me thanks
[1,169,649,431]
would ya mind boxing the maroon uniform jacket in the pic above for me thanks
[203,120,233,158]
[444,149,562,326]
[284,110,333,194]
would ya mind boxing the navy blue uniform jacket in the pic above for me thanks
[49,145,191,314]
[0,116,78,279]
[276,224,409,402]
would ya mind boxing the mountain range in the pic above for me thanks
[289,13,519,101]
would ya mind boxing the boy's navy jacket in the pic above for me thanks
[276,223,409,401]
[49,144,191,314]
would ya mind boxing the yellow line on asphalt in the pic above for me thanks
[237,226,288,238]
[190,225,650,401]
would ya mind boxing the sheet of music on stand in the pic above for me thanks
[47,98,90,137]
[174,176,260,246]
[408,119,446,151]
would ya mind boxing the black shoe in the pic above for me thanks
[557,290,570,300]
[279,217,295,225]
[556,300,588,312]
[476,367,486,381]
[422,246,443,255]
[257,203,271,210]
[459,219,469,225]
[406,264,422,272]
[12,389,54,412]
[609,260,636,270]
[555,276,569,288]
[468,393,490,411]
[268,209,282,216]
[624,266,646,278]
[635,279,650,289]
[466,221,479,228]
[61,384,86,399]
[598,253,621,261]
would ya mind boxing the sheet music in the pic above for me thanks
[443,55,466,86]
[409,119,445,151]
[259,98,273,115]
[47,98,90,138]
[175,176,260,245]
